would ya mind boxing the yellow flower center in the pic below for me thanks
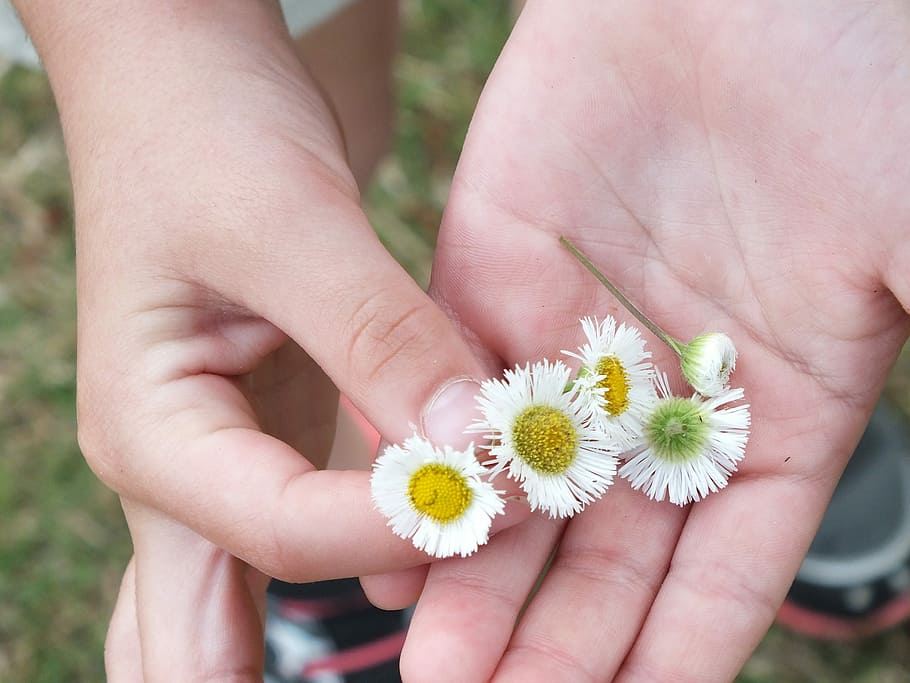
[407,464,473,523]
[512,405,578,474]
[595,355,630,417]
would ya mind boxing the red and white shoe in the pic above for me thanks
[778,400,910,640]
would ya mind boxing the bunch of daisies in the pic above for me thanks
[371,238,751,558]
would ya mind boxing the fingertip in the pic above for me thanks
[358,497,531,610]
[361,565,429,610]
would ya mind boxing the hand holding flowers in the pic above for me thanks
[371,237,751,556]
[376,3,910,681]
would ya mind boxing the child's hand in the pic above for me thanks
[373,1,910,680]
[15,1,508,678]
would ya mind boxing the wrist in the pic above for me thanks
[13,1,303,145]
[13,1,349,204]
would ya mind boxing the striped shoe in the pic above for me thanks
[265,578,409,683]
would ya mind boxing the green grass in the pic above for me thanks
[367,1,514,283]
[1,1,909,680]
[0,64,129,680]
[0,60,130,681]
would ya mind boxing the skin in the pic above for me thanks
[365,1,910,681]
[14,0,910,680]
[13,0,525,679]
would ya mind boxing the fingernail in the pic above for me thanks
[420,378,482,449]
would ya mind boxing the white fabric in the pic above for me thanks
[0,0,355,67]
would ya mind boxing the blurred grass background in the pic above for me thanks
[1,1,909,681]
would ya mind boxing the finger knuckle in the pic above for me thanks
[551,546,662,596]
[76,390,124,490]
[434,566,524,613]
[504,639,598,683]
[670,558,779,624]
[344,293,440,386]
[75,371,140,493]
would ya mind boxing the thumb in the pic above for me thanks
[213,195,488,452]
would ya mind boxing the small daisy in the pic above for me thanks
[619,372,750,505]
[371,435,505,558]
[563,316,656,446]
[469,359,619,518]
[679,332,737,397]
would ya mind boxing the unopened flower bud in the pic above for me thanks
[680,332,737,397]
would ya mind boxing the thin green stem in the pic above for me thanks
[560,236,684,357]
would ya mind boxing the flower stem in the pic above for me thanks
[560,235,684,357]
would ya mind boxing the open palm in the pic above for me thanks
[394,2,910,680]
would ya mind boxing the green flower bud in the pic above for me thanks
[680,333,737,397]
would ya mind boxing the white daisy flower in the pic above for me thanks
[679,332,737,397]
[371,434,505,558]
[469,359,620,519]
[619,372,750,506]
[563,316,656,446]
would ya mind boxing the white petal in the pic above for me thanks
[619,375,750,506]
[471,359,621,518]
[371,435,505,558]
[563,316,656,446]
